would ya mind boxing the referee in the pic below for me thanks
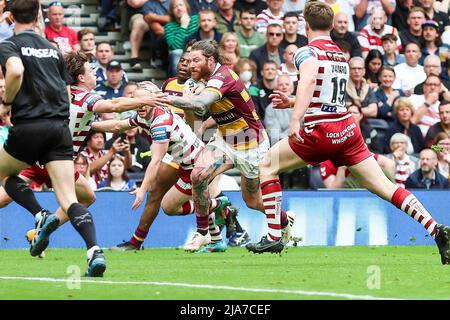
[0,0,106,277]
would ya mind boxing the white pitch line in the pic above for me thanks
[0,276,401,300]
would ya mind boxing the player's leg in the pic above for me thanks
[0,173,35,209]
[348,156,450,264]
[247,138,308,253]
[0,156,46,219]
[53,173,97,226]
[112,162,180,251]
[45,160,105,276]
[190,146,233,238]
[161,175,229,252]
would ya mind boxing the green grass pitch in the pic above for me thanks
[0,246,449,300]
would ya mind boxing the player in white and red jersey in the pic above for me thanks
[92,87,231,252]
[0,51,166,260]
[246,2,450,263]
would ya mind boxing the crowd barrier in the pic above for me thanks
[0,190,449,249]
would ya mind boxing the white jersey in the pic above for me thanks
[128,107,204,170]
[69,85,104,157]
[293,36,349,119]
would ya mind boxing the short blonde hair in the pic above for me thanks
[393,97,415,115]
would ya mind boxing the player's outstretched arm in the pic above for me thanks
[93,93,168,114]
[167,90,220,116]
[91,119,132,133]
[3,57,24,105]
[131,142,168,210]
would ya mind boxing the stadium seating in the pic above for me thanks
[41,0,168,85]
[367,118,390,146]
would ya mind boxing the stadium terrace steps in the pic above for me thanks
[41,0,168,84]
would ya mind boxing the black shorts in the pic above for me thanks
[4,119,73,165]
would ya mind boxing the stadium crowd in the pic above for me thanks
[0,0,449,194]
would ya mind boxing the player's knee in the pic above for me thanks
[0,194,12,208]
[161,203,177,216]
[81,192,96,207]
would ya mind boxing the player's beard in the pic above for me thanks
[191,63,209,81]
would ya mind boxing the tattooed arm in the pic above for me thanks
[166,89,220,116]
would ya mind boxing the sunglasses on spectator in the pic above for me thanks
[269,32,283,37]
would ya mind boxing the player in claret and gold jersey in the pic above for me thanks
[167,40,295,252]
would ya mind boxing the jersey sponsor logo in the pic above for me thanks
[325,51,347,63]
[152,127,169,141]
[321,105,337,113]
[152,113,171,125]
[207,79,224,89]
[21,47,59,59]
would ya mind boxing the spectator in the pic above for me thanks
[188,0,218,15]
[249,23,285,80]
[375,66,404,122]
[331,12,362,58]
[95,42,128,86]
[98,0,119,32]
[410,74,448,136]
[398,7,426,47]
[280,11,308,50]
[264,74,294,145]
[78,28,96,58]
[124,0,150,71]
[381,33,405,66]
[215,0,240,34]
[433,132,450,182]
[185,9,223,44]
[365,49,384,89]
[234,58,260,98]
[354,0,396,32]
[393,42,426,95]
[425,102,450,147]
[386,133,419,187]
[282,0,305,13]
[95,60,127,99]
[415,55,450,94]
[0,0,13,42]
[44,1,80,55]
[419,0,450,33]
[385,97,425,153]
[74,154,97,190]
[346,57,379,118]
[254,60,278,120]
[98,155,137,191]
[348,104,384,153]
[335,40,352,61]
[164,0,199,77]
[218,32,240,69]
[143,0,171,38]
[256,0,284,34]
[278,44,298,88]
[419,20,449,66]
[0,101,11,147]
[320,0,355,32]
[357,8,401,58]
[392,0,414,31]
[236,8,266,58]
[81,131,132,188]
[235,0,267,15]
[405,148,449,189]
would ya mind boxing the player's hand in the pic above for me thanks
[288,119,303,143]
[130,188,145,210]
[143,92,168,108]
[139,81,160,93]
[270,90,291,109]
